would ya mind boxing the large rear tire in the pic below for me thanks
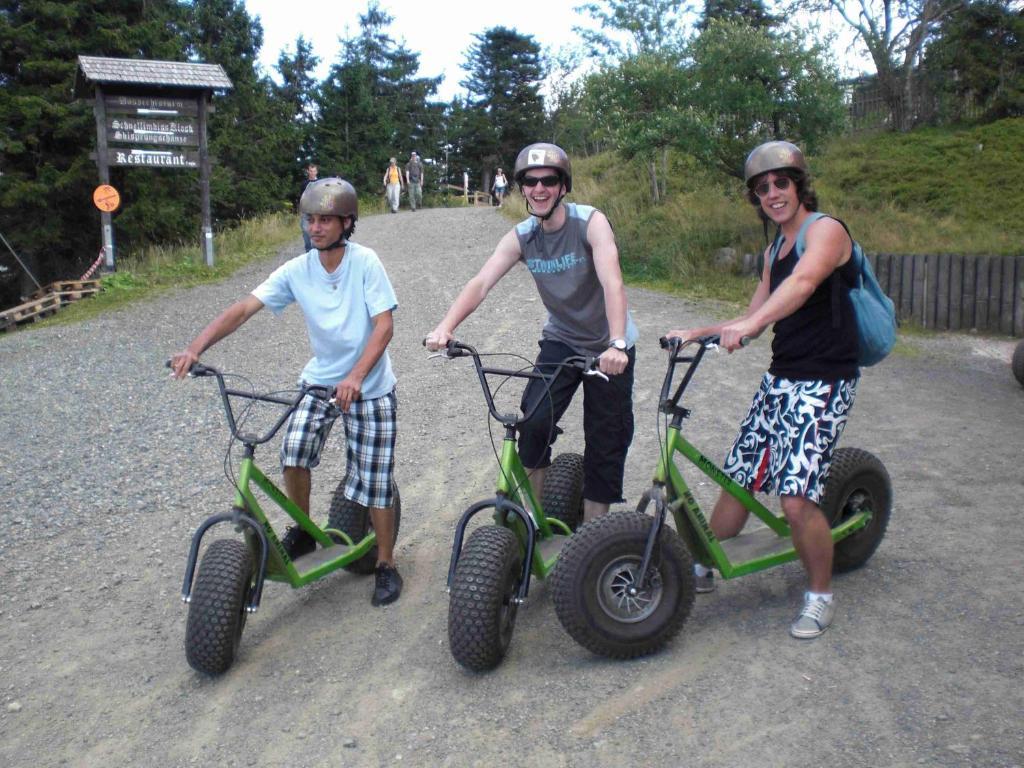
[542,452,584,532]
[185,539,254,676]
[326,482,401,575]
[552,511,694,659]
[821,447,892,573]
[1012,339,1024,387]
[447,526,523,672]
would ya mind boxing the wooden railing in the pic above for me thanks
[868,253,1023,336]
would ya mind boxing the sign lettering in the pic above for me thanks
[104,95,200,116]
[112,149,200,169]
[106,117,199,147]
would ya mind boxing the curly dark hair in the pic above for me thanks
[747,169,818,222]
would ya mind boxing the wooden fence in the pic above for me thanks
[867,253,1023,337]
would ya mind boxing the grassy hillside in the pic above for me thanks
[562,118,1024,305]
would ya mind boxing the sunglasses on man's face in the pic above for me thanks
[753,176,793,198]
[521,174,562,189]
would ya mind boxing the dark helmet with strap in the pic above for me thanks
[299,178,357,249]
[300,177,358,220]
[743,141,808,187]
[513,143,572,193]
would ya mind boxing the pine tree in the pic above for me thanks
[0,0,189,307]
[459,26,546,188]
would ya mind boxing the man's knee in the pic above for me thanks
[780,495,826,528]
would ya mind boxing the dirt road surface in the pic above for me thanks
[2,207,1022,768]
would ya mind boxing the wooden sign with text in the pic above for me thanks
[106,116,199,147]
[104,94,200,116]
[110,148,200,168]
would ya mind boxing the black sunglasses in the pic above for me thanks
[521,174,562,189]
[753,176,793,198]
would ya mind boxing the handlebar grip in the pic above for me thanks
[166,359,214,376]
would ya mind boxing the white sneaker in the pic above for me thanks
[790,594,835,639]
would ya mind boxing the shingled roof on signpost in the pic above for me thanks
[74,55,233,96]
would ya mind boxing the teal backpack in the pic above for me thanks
[769,212,896,367]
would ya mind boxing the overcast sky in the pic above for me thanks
[243,0,871,102]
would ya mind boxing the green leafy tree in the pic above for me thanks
[313,2,440,191]
[187,0,296,221]
[683,19,845,176]
[0,0,190,307]
[459,26,546,187]
[583,52,696,201]
[786,0,955,129]
[698,0,780,30]
[923,0,1024,121]
[275,35,320,174]
[575,0,692,59]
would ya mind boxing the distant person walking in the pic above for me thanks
[299,162,319,250]
[491,167,508,208]
[405,151,424,212]
[383,157,404,213]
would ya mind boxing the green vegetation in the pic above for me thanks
[40,213,298,325]
[562,118,1024,309]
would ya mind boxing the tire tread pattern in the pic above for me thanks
[821,447,892,573]
[185,539,254,676]
[447,526,522,672]
[326,483,401,575]
[552,510,694,659]
[542,452,584,531]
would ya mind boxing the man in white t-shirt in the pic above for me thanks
[170,178,403,606]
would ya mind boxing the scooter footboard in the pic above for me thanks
[181,507,269,612]
[447,497,536,601]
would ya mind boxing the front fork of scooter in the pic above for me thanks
[634,484,669,590]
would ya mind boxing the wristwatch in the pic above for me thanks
[608,338,627,351]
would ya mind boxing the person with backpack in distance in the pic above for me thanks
[666,140,877,639]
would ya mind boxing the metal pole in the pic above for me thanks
[198,93,214,267]
[93,85,115,270]
[0,229,43,290]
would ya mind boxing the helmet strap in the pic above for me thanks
[315,218,355,252]
[524,190,566,222]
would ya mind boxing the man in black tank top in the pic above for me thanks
[666,141,859,639]
[425,143,638,523]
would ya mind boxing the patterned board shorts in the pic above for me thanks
[723,374,858,505]
[280,388,397,509]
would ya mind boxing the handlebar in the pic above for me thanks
[166,360,333,445]
[655,334,750,418]
[427,340,603,428]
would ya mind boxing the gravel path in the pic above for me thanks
[1,205,1022,768]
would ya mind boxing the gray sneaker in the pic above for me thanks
[694,570,715,593]
[790,594,835,639]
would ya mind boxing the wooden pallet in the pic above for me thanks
[0,293,61,331]
[30,279,102,305]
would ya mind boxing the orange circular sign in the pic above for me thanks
[93,184,121,213]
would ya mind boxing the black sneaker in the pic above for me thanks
[280,525,316,560]
[371,564,403,607]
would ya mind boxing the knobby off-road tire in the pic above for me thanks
[1012,340,1024,387]
[447,525,523,672]
[326,482,402,575]
[542,452,584,531]
[551,510,694,659]
[185,539,255,676]
[821,447,892,573]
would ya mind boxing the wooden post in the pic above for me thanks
[93,85,115,270]
[1015,256,1024,337]
[198,94,214,266]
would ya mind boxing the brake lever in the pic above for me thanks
[584,368,609,382]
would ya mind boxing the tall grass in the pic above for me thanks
[44,212,300,325]
[567,118,1024,309]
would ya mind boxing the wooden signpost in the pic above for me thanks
[75,56,232,269]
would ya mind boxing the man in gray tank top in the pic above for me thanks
[425,142,638,522]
